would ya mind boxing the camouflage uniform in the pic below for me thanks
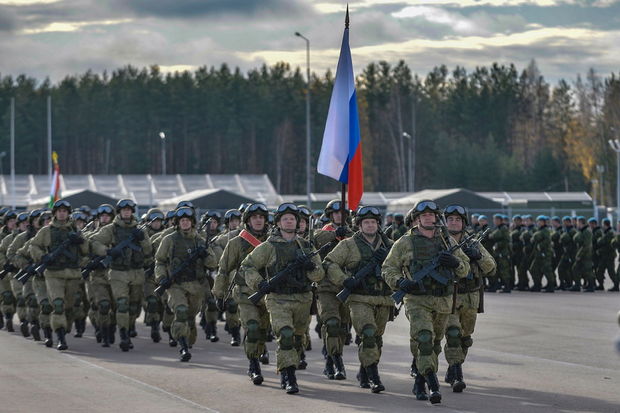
[0,226,15,328]
[572,225,594,291]
[558,224,577,289]
[529,224,554,292]
[8,229,39,338]
[488,223,511,291]
[595,226,616,290]
[510,224,524,289]
[0,230,24,328]
[518,224,536,290]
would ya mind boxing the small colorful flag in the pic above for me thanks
[49,151,61,207]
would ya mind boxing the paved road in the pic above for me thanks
[1,290,619,413]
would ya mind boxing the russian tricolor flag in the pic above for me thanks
[317,9,363,211]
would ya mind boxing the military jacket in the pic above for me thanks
[456,230,496,293]
[29,218,89,270]
[510,225,524,257]
[489,224,510,260]
[90,215,152,271]
[313,224,353,293]
[559,226,577,263]
[154,228,217,284]
[574,227,592,263]
[597,227,615,261]
[212,228,241,264]
[591,226,602,260]
[530,226,552,263]
[0,230,18,268]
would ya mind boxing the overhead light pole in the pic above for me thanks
[295,31,312,207]
[608,135,620,219]
[159,132,167,175]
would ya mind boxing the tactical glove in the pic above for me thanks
[196,246,209,259]
[335,226,348,239]
[342,277,360,290]
[131,228,145,241]
[397,277,416,293]
[302,260,316,271]
[372,248,388,262]
[258,280,272,295]
[159,277,172,290]
[68,232,84,245]
[463,245,482,261]
[3,263,16,273]
[108,247,122,258]
[439,251,460,269]
[216,298,225,312]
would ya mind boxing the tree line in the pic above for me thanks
[0,60,619,203]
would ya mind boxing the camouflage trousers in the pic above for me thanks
[87,273,115,328]
[265,292,313,371]
[530,258,555,289]
[236,285,269,360]
[558,258,573,287]
[167,280,204,345]
[317,291,351,356]
[108,269,144,331]
[443,292,478,365]
[143,275,163,325]
[22,279,39,324]
[597,258,618,285]
[0,275,15,316]
[348,295,393,367]
[404,294,451,376]
[33,276,50,329]
[45,269,81,331]
[572,260,593,284]
[10,277,27,322]
[72,281,88,323]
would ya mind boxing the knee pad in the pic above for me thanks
[461,335,473,349]
[446,326,462,348]
[416,329,433,356]
[129,301,141,316]
[278,326,294,350]
[40,299,53,315]
[246,320,260,343]
[98,300,111,315]
[206,298,218,312]
[116,297,129,313]
[52,298,64,315]
[27,294,38,308]
[175,305,189,323]
[226,299,238,314]
[361,324,377,349]
[145,296,159,313]
[16,296,26,307]
[1,291,15,305]
[325,317,341,337]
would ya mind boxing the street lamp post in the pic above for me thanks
[159,132,167,175]
[295,31,312,208]
[596,164,605,207]
[608,137,620,220]
[402,132,412,192]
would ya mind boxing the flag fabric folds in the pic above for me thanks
[49,151,61,208]
[317,12,364,211]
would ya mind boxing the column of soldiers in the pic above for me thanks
[1,198,618,405]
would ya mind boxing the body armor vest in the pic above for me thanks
[47,226,80,270]
[266,239,313,295]
[350,236,391,296]
[233,238,257,286]
[407,233,454,297]
[170,232,202,283]
[110,224,145,271]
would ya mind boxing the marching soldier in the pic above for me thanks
[529,216,554,292]
[5,212,31,337]
[90,199,152,351]
[155,206,217,361]
[143,208,166,343]
[558,216,577,290]
[382,200,470,404]
[323,206,394,393]
[550,217,563,284]
[441,205,495,393]
[213,203,270,384]
[488,214,510,293]
[598,218,619,291]
[510,215,524,290]
[29,200,89,350]
[571,216,594,292]
[589,218,603,289]
[390,213,407,241]
[0,210,18,331]
[241,203,325,394]
[518,215,535,291]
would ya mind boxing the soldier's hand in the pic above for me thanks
[159,277,172,290]
[131,228,145,241]
[108,247,122,258]
[397,277,416,293]
[196,246,209,259]
[258,280,272,295]
[335,226,348,239]
[68,232,84,245]
[342,277,360,290]
[463,245,482,261]
[302,260,316,271]
[439,251,460,268]
[216,298,225,312]
[373,248,388,262]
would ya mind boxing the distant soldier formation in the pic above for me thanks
[0,199,617,405]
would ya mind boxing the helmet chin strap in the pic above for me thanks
[420,224,435,230]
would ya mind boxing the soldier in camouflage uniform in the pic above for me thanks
[90,199,152,351]
[518,215,536,291]
[510,215,524,290]
[142,208,166,343]
[598,218,618,291]
[589,218,603,290]
[241,203,325,394]
[4,212,30,337]
[199,209,224,343]
[390,213,407,241]
[609,221,620,291]
[69,210,90,338]
[558,216,577,290]
[324,206,394,393]
[29,200,89,350]
[382,200,470,405]
[213,203,270,385]
[313,199,353,381]
[0,210,18,331]
[550,217,563,285]
[441,205,496,394]
[155,206,217,361]
[529,216,555,292]
[571,216,594,292]
[488,213,511,293]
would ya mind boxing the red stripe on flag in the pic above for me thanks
[347,144,363,210]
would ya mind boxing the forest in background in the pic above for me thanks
[1,60,619,203]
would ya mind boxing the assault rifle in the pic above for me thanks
[391,231,479,305]
[154,245,208,296]
[0,263,18,280]
[336,246,391,303]
[81,220,152,280]
[248,241,334,305]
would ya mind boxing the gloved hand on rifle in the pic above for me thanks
[342,277,361,290]
[439,251,460,269]
[68,232,84,245]
[216,298,225,312]
[397,277,417,293]
[335,226,348,239]
[108,247,122,258]
[257,279,273,295]
[3,262,16,273]
[131,228,145,241]
[295,255,316,271]
[372,248,388,262]
[196,246,209,259]
[462,245,482,261]
[159,277,173,290]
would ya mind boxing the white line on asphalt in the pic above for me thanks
[61,353,220,413]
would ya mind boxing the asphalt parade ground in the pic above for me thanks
[1,289,619,413]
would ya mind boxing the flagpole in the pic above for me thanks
[10,97,15,209]
[341,182,347,227]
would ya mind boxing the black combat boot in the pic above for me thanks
[94,325,102,343]
[323,356,335,380]
[206,322,219,342]
[230,326,241,347]
[74,319,85,338]
[609,282,620,292]
[298,351,307,370]
[413,373,428,400]
[20,320,30,337]
[569,282,581,292]
[425,371,442,404]
[314,321,322,339]
[56,327,68,351]
[332,354,346,380]
[129,321,137,338]
[168,330,177,347]
[5,314,14,332]
[101,325,110,348]
[248,358,264,385]
[584,279,595,292]
[109,324,116,344]
[365,363,385,393]
[30,320,41,341]
[285,366,299,394]
[0,311,3,330]
[280,369,288,389]
[259,348,269,365]
[452,363,466,392]
[199,312,207,330]
[596,281,605,291]
[178,336,192,362]
[266,328,275,342]
[444,364,456,385]
[119,327,131,352]
[357,365,370,388]
[43,327,53,347]
[530,282,541,292]
[305,338,312,351]
[150,321,161,343]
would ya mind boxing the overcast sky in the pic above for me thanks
[1,0,619,84]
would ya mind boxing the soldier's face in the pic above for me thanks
[209,221,218,231]
[514,219,522,226]
[179,217,192,230]
[75,221,85,230]
[331,211,342,225]
[229,217,240,230]
[446,215,463,232]
[249,214,265,231]
[150,220,162,230]
[278,214,297,232]
[360,218,378,235]
[479,219,488,227]
[537,220,545,228]
[493,218,502,227]
[55,208,69,222]
[120,207,133,220]
[99,214,112,225]
[418,212,436,228]
[18,221,28,231]
[525,219,533,226]
[298,219,307,233]
[588,222,596,229]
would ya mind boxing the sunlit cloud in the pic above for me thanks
[0,0,61,5]
[19,18,132,34]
